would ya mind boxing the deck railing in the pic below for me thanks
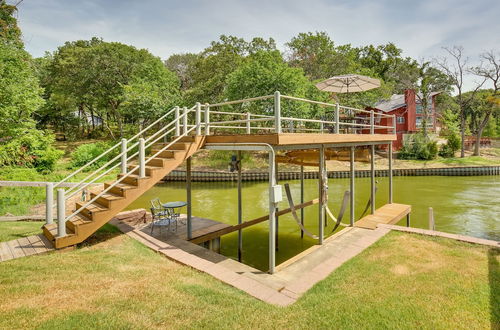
[46,92,396,238]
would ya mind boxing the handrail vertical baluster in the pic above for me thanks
[139,138,146,178]
[274,91,281,133]
[205,103,210,135]
[57,188,66,237]
[370,110,375,134]
[175,106,180,136]
[335,103,340,133]
[183,107,188,135]
[120,138,127,174]
[45,183,53,225]
[195,102,201,135]
[246,112,251,134]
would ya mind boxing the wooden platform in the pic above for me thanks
[0,234,55,262]
[206,133,396,146]
[354,203,411,229]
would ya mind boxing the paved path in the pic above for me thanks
[0,234,55,262]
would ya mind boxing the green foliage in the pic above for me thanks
[0,0,22,47]
[399,134,438,160]
[439,132,461,158]
[69,142,115,169]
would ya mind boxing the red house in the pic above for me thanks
[366,89,441,150]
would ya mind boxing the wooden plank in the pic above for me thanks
[26,235,49,254]
[38,234,54,251]
[189,198,319,244]
[0,242,14,261]
[6,239,26,259]
[0,215,45,222]
[17,236,37,256]
[355,203,411,229]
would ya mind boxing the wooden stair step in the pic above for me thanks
[104,182,137,196]
[117,173,151,186]
[43,223,76,241]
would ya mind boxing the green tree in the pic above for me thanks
[0,0,21,47]
[165,53,198,91]
[185,35,276,104]
[225,50,320,119]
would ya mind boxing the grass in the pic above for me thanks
[0,221,43,242]
[0,223,497,329]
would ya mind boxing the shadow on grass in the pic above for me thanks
[77,223,122,247]
[489,248,499,329]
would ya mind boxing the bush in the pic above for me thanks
[439,133,461,158]
[399,134,438,160]
[0,129,63,172]
[70,142,115,169]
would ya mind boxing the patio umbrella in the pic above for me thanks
[315,74,380,93]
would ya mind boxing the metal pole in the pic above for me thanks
[388,142,393,204]
[120,138,127,174]
[274,91,282,134]
[139,138,146,178]
[195,102,202,136]
[318,145,325,245]
[320,122,324,133]
[175,106,180,136]
[275,159,279,251]
[370,110,375,134]
[45,183,53,225]
[268,150,276,274]
[57,188,66,237]
[370,145,376,214]
[406,213,411,227]
[300,165,304,239]
[204,103,210,135]
[187,157,192,240]
[237,151,243,262]
[335,104,340,133]
[183,106,188,135]
[392,114,397,134]
[246,112,251,134]
[350,147,355,226]
[428,207,434,230]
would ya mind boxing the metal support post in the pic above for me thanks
[175,106,180,136]
[195,102,202,135]
[350,147,355,226]
[335,103,340,133]
[389,142,393,204]
[57,188,66,237]
[370,110,375,134]
[183,106,188,135]
[300,165,304,238]
[139,138,146,178]
[246,112,251,134]
[45,183,53,225]
[406,213,411,227]
[187,157,192,240]
[237,151,243,262]
[204,103,210,135]
[268,150,277,274]
[120,138,127,174]
[370,145,376,214]
[318,145,325,245]
[274,91,281,133]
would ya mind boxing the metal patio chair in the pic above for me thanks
[149,207,177,237]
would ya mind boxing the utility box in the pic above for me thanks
[270,185,283,203]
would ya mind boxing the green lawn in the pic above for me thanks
[0,223,497,329]
[0,221,43,242]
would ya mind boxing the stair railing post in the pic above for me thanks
[392,114,396,134]
[175,106,180,136]
[274,91,282,133]
[319,121,324,133]
[204,103,210,135]
[120,138,127,174]
[57,188,66,237]
[335,103,340,133]
[45,182,53,225]
[370,110,375,134]
[246,112,251,134]
[195,102,201,136]
[139,138,146,178]
[183,107,188,136]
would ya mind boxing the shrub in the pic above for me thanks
[0,129,63,172]
[399,134,438,160]
[69,142,115,169]
[439,133,461,158]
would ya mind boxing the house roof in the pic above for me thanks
[372,91,441,113]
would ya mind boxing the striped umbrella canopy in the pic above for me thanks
[315,74,381,93]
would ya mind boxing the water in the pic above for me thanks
[127,176,500,271]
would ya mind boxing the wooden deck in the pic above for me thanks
[205,133,396,146]
[0,234,55,262]
[354,203,411,229]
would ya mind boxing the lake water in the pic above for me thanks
[126,175,500,271]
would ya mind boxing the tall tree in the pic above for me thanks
[434,46,486,157]
[165,53,198,91]
[469,51,500,155]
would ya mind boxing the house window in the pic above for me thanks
[416,104,423,114]
[397,116,405,124]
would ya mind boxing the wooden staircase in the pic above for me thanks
[43,136,205,249]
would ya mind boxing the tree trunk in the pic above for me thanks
[460,112,466,158]
[473,112,492,156]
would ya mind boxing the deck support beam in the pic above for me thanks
[388,142,393,204]
[318,145,325,245]
[370,145,376,214]
[300,165,304,238]
[268,149,277,274]
[350,147,355,226]
[187,157,192,240]
[237,151,243,262]
[275,159,279,251]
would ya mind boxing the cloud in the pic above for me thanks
[16,0,500,90]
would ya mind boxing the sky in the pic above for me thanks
[14,0,500,91]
